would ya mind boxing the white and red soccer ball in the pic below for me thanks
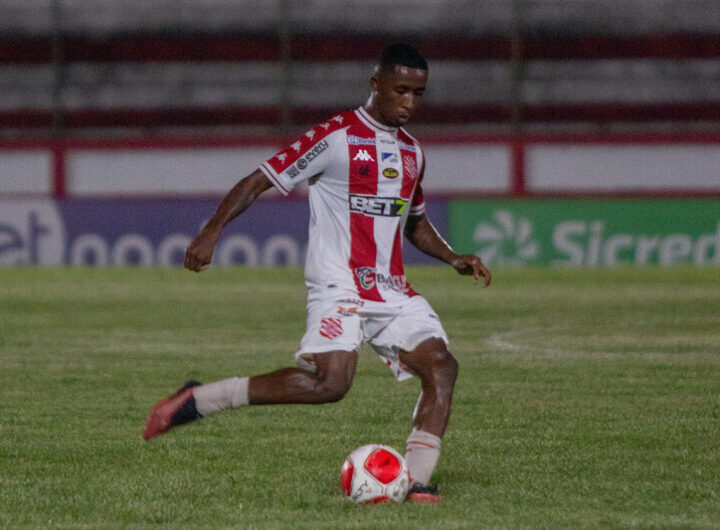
[341,444,410,504]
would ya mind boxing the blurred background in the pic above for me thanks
[1,0,719,135]
[0,0,718,267]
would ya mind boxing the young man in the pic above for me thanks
[143,43,491,503]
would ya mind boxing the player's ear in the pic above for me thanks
[369,65,382,91]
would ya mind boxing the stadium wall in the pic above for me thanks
[1,134,718,268]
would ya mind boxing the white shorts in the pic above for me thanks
[295,286,448,381]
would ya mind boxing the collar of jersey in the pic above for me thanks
[356,107,398,133]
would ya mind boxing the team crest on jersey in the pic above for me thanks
[403,154,418,180]
[382,168,399,179]
[353,149,374,162]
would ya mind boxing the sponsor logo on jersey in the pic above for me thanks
[354,267,408,292]
[304,139,329,162]
[287,165,300,179]
[380,138,396,145]
[349,194,407,217]
[353,149,375,162]
[337,305,358,316]
[382,168,399,179]
[399,141,416,152]
[337,298,365,306]
[289,139,329,177]
[347,135,376,146]
[381,152,398,163]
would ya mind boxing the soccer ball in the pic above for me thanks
[340,444,410,504]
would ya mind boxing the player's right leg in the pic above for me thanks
[142,350,357,441]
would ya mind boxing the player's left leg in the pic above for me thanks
[399,337,458,437]
[398,337,458,503]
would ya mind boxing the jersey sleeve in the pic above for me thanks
[259,119,344,195]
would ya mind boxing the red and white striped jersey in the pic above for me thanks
[259,106,426,302]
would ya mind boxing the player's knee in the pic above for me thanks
[315,368,353,403]
[430,350,458,390]
[316,378,351,403]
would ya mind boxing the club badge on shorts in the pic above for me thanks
[319,317,343,339]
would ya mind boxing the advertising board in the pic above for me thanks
[449,199,720,266]
[0,197,446,267]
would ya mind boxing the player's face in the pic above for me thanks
[371,66,428,127]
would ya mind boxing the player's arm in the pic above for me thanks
[184,169,273,272]
[404,214,491,286]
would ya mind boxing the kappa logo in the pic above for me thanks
[319,122,330,130]
[473,210,539,265]
[305,129,315,140]
[353,149,375,162]
[291,141,302,152]
[319,317,343,339]
[276,152,288,163]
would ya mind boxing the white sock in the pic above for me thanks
[405,430,442,486]
[193,376,249,416]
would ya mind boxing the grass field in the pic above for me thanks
[1,266,719,529]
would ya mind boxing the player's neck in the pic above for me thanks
[362,100,397,130]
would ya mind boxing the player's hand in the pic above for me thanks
[451,254,491,287]
[184,233,217,272]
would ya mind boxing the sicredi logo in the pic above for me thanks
[0,200,65,265]
[473,210,538,265]
[552,221,720,266]
[472,210,720,266]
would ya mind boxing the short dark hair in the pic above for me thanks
[379,43,428,71]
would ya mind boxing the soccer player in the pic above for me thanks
[143,43,491,503]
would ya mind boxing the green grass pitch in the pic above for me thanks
[1,266,719,528]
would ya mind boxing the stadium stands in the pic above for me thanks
[0,0,718,133]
